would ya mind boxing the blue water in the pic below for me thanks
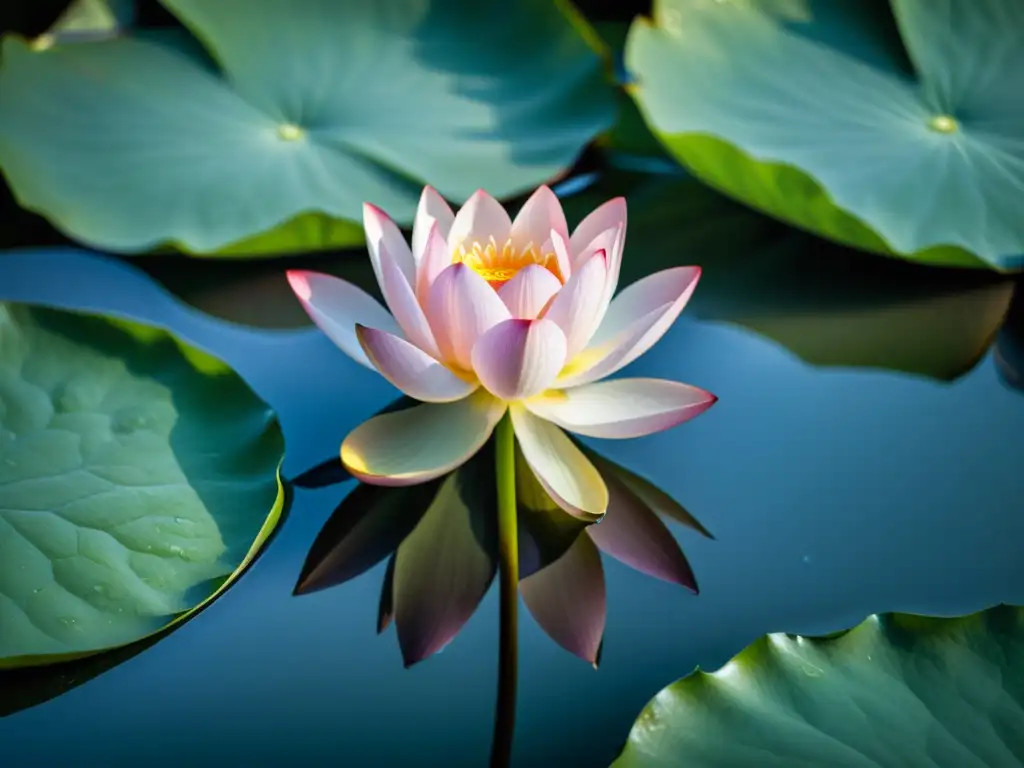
[1,247,1022,766]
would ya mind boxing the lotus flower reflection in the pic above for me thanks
[288,186,716,518]
[293,438,712,668]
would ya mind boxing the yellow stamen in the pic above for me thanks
[453,237,562,288]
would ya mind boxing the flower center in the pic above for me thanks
[453,237,561,288]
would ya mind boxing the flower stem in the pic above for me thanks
[490,411,518,768]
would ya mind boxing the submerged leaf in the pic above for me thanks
[0,303,285,669]
[614,604,1024,767]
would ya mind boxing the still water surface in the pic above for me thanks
[1,248,1022,767]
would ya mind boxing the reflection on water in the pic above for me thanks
[0,233,1022,766]
[292,430,707,669]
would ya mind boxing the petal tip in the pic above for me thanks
[286,270,313,301]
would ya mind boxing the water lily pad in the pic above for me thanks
[625,0,1024,270]
[613,604,1024,767]
[0,0,615,255]
[0,303,285,668]
[559,171,1016,381]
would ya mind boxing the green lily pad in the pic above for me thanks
[559,171,1016,381]
[0,303,285,668]
[613,604,1024,767]
[0,0,615,256]
[625,0,1024,271]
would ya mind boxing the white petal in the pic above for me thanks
[510,186,568,252]
[342,391,506,486]
[427,263,511,370]
[411,186,455,265]
[525,378,717,438]
[543,250,610,359]
[416,221,453,307]
[497,264,562,319]
[364,203,416,286]
[558,267,700,387]
[569,197,626,263]
[378,243,441,358]
[447,189,511,255]
[357,325,478,403]
[509,404,607,521]
[471,318,567,401]
[287,270,399,369]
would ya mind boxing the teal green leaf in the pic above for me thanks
[0,303,285,668]
[613,604,1024,767]
[625,0,1024,271]
[0,0,615,256]
[560,171,1016,381]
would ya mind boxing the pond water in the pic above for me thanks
[1,241,1022,767]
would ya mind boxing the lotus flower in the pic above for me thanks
[287,186,716,518]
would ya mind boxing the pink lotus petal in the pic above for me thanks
[427,263,511,370]
[548,228,572,283]
[571,224,620,273]
[569,197,626,264]
[497,264,562,319]
[341,390,506,486]
[586,471,698,590]
[416,221,453,308]
[525,378,717,438]
[509,404,607,521]
[356,325,479,403]
[363,203,416,287]
[510,186,569,253]
[447,189,511,255]
[591,266,700,348]
[543,250,610,359]
[287,270,400,369]
[411,186,455,265]
[558,267,701,388]
[378,242,441,358]
[520,533,606,665]
[471,318,567,401]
